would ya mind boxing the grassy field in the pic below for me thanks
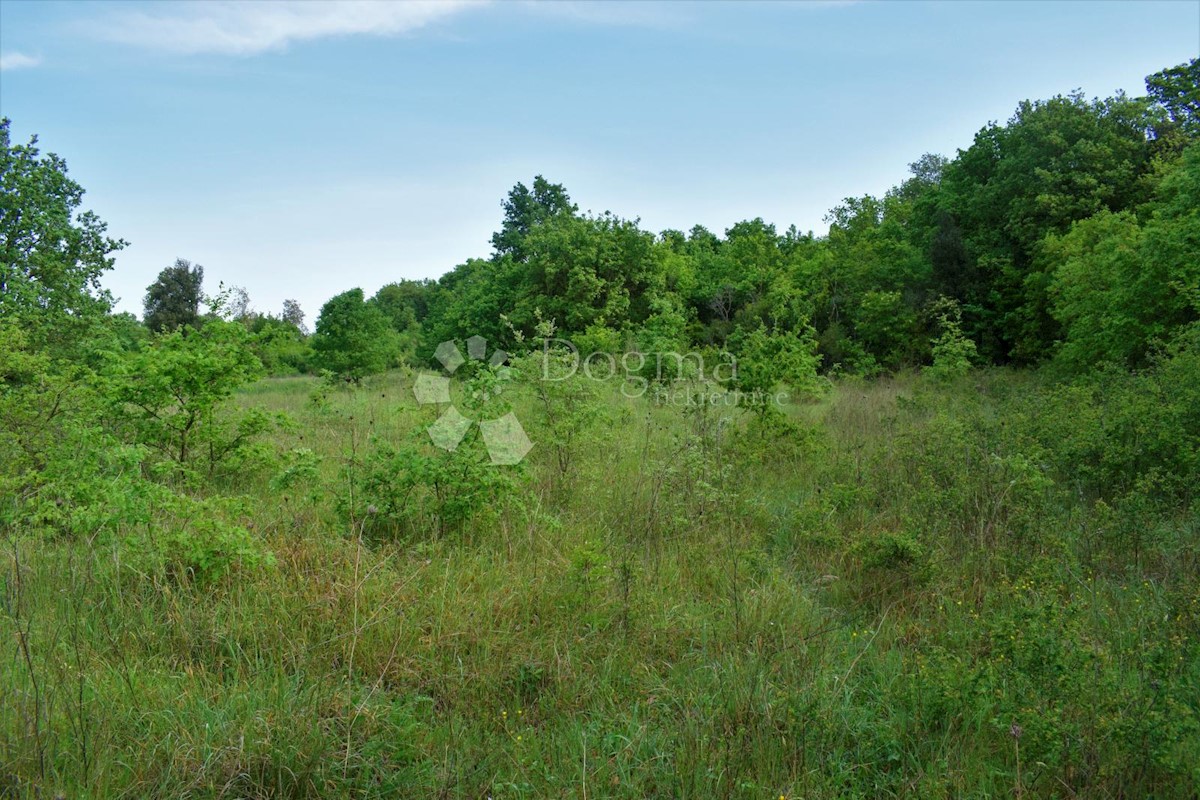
[3,367,1198,798]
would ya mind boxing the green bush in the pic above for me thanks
[104,318,278,478]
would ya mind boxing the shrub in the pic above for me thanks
[927,298,978,381]
[104,318,278,478]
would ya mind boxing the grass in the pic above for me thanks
[2,368,1197,798]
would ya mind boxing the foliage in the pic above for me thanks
[511,328,608,483]
[143,258,205,332]
[104,318,272,476]
[5,59,1200,800]
[1047,145,1200,370]
[1146,57,1200,142]
[248,313,312,375]
[0,118,125,352]
[343,432,515,538]
[927,298,978,381]
[491,175,577,261]
[1020,324,1200,506]
[726,322,822,407]
[311,288,399,380]
[317,59,1197,378]
[343,359,522,537]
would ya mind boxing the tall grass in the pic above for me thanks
[2,369,1197,798]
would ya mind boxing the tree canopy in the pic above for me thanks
[144,258,205,333]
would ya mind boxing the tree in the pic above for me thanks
[1146,58,1200,141]
[0,118,125,333]
[939,91,1155,361]
[281,299,308,334]
[311,288,398,380]
[248,314,312,375]
[372,280,431,333]
[222,284,251,321]
[927,298,978,381]
[144,259,204,332]
[522,211,661,335]
[1047,145,1200,370]
[727,322,822,408]
[491,176,577,262]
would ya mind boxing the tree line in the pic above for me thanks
[301,58,1198,381]
[3,58,1197,386]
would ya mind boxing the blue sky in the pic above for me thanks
[1,0,1197,323]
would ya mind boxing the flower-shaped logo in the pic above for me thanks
[412,335,533,465]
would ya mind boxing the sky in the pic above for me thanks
[1,0,1197,324]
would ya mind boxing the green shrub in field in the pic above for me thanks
[1,321,152,539]
[121,494,274,581]
[248,314,313,375]
[907,565,1200,796]
[342,432,517,538]
[2,318,274,579]
[727,322,824,406]
[927,298,978,382]
[888,407,1056,554]
[343,362,523,537]
[511,339,608,484]
[733,406,824,464]
[104,318,281,478]
[270,446,323,495]
[1021,323,1200,506]
[853,529,925,571]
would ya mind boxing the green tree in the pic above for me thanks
[1146,58,1200,143]
[1048,145,1200,370]
[0,118,125,346]
[372,280,432,333]
[939,91,1155,361]
[927,298,978,381]
[144,258,204,332]
[523,211,661,335]
[491,176,577,262]
[311,288,398,380]
[727,322,822,409]
[248,314,312,375]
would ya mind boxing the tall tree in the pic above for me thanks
[311,288,397,380]
[491,176,577,262]
[144,259,204,332]
[372,280,432,333]
[939,91,1155,361]
[1146,58,1200,142]
[0,118,125,325]
[281,299,307,334]
[1047,144,1200,369]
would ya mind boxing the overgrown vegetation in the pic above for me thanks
[1,59,1198,798]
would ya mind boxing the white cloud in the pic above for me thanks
[95,0,487,56]
[0,52,41,71]
[516,0,688,29]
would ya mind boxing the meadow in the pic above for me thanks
[3,56,1198,798]
[4,358,1197,798]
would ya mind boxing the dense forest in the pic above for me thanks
[1,58,1198,798]
[303,59,1194,383]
